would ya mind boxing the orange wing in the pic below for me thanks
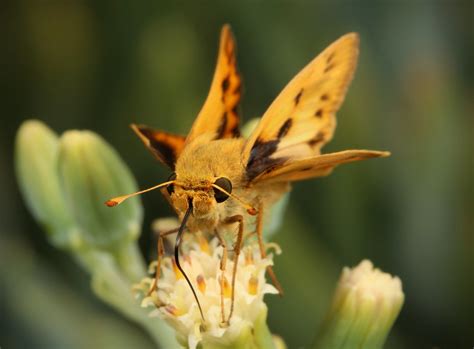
[250,149,390,184]
[131,124,185,170]
[243,33,361,182]
[185,24,242,144]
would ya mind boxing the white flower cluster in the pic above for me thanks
[134,236,278,349]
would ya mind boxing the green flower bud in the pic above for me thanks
[241,117,260,138]
[313,260,404,349]
[15,120,80,248]
[58,130,143,251]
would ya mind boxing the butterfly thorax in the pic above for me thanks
[176,135,246,187]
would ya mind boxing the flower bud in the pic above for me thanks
[15,120,79,248]
[58,130,143,250]
[314,260,404,349]
[241,117,260,138]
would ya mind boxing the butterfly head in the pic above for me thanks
[159,137,256,219]
[105,169,256,219]
[165,172,232,218]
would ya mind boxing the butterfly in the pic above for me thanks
[106,24,389,325]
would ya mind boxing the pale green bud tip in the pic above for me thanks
[134,235,280,349]
[338,260,403,308]
[272,335,287,349]
[15,120,79,247]
[15,119,144,251]
[242,118,260,138]
[58,130,143,250]
[314,260,404,349]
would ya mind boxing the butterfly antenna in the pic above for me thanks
[211,184,258,216]
[105,180,175,207]
[175,200,206,323]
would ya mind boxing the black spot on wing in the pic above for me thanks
[216,112,228,139]
[222,75,230,93]
[308,131,325,147]
[315,109,323,118]
[246,138,286,182]
[294,89,303,105]
[321,94,329,101]
[233,80,241,95]
[326,52,335,64]
[229,124,240,137]
[231,104,239,116]
[277,119,292,139]
[324,64,335,73]
[140,129,177,169]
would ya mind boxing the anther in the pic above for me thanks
[197,274,206,293]
[198,235,210,255]
[245,249,254,265]
[165,304,178,316]
[248,275,259,295]
[220,275,232,298]
[172,258,184,279]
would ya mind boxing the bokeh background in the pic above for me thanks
[1,1,472,348]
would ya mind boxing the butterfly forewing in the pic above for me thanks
[185,24,242,144]
[243,33,360,182]
[131,124,186,170]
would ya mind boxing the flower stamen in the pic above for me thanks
[245,248,254,265]
[172,258,184,279]
[220,275,232,298]
[198,234,210,255]
[196,274,206,293]
[248,275,259,295]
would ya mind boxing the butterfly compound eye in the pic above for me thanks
[214,177,232,203]
[167,172,177,195]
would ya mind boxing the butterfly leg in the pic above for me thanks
[256,202,284,296]
[223,214,244,323]
[214,229,229,325]
[147,227,179,296]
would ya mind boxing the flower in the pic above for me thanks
[134,234,279,349]
[313,260,404,349]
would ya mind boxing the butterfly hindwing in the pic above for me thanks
[243,33,361,182]
[185,24,242,144]
[251,149,390,184]
[131,124,186,170]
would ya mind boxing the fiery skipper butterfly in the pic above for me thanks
[106,25,389,324]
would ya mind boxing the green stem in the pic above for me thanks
[113,242,147,282]
[75,248,180,348]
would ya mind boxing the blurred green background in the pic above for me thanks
[1,1,472,348]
